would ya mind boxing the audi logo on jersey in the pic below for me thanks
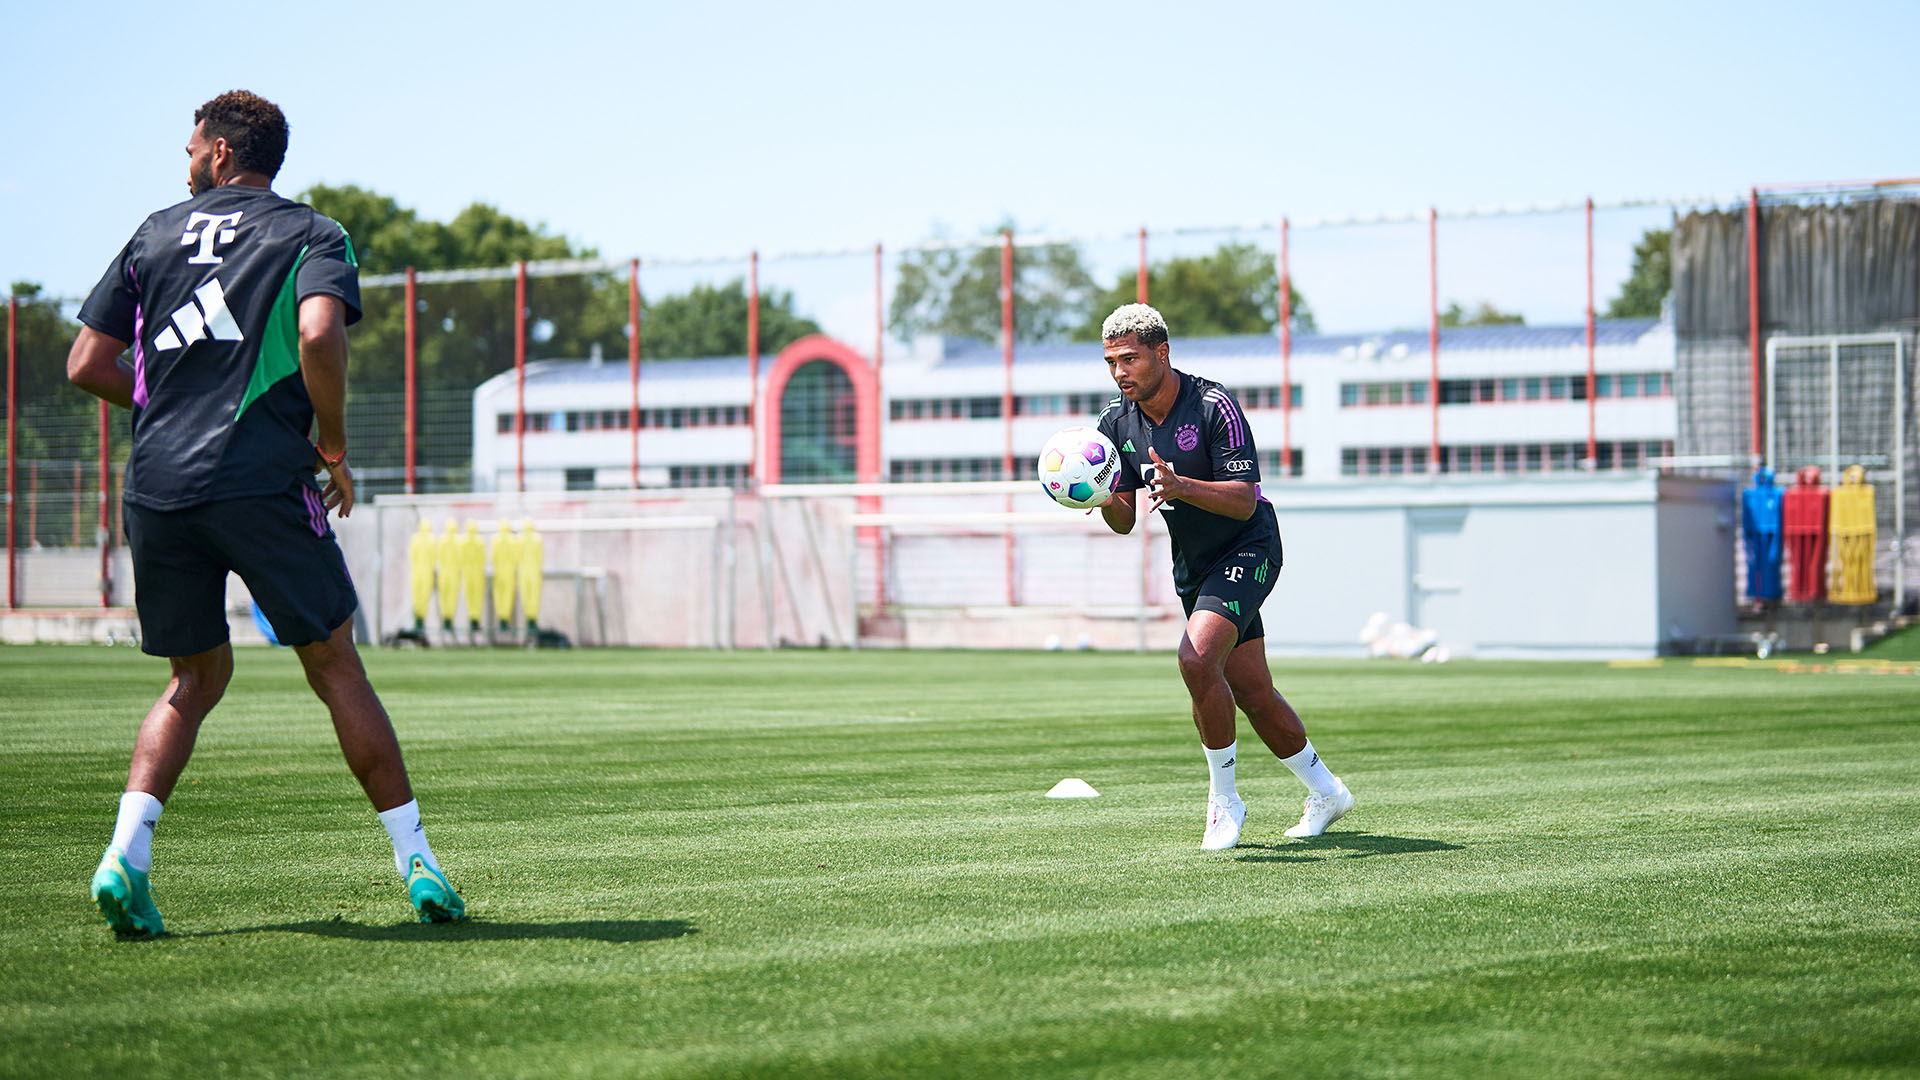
[1224,459,1253,473]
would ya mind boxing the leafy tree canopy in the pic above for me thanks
[1084,242,1315,340]
[1606,227,1670,319]
[1440,301,1525,328]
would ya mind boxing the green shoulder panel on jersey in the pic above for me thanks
[331,216,358,267]
[1098,397,1124,419]
[235,244,310,421]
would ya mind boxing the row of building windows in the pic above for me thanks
[1340,372,1673,408]
[889,385,1304,423]
[496,406,751,435]
[882,449,1307,486]
[497,374,1672,438]
[1339,440,1677,477]
[668,463,750,489]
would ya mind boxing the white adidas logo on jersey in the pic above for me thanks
[153,278,244,352]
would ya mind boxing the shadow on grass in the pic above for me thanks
[1234,832,1462,863]
[179,918,696,943]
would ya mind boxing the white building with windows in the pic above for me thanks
[470,318,1677,491]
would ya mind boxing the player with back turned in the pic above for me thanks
[1093,304,1354,849]
[66,91,464,933]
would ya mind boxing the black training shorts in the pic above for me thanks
[124,482,357,657]
[1179,537,1283,644]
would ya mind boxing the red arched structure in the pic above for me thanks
[757,335,881,485]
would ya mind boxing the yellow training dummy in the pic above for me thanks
[459,522,487,633]
[518,518,544,631]
[407,519,436,632]
[435,519,461,629]
[491,522,521,632]
[1828,465,1877,605]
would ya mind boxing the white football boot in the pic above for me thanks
[1201,792,1246,850]
[1284,779,1355,838]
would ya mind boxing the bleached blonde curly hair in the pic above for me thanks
[1100,303,1169,347]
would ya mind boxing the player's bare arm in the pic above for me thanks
[1099,488,1137,534]
[298,294,355,516]
[66,327,136,409]
[1145,446,1256,519]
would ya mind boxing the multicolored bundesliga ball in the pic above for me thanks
[1038,426,1120,510]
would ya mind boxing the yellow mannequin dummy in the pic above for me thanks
[491,522,521,632]
[459,522,487,632]
[518,518,544,631]
[435,519,461,630]
[407,519,436,632]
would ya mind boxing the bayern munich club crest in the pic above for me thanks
[1176,424,1200,452]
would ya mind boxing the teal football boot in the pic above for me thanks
[406,855,465,923]
[91,846,164,936]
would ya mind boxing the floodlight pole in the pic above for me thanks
[514,259,527,493]
[1279,217,1293,476]
[1585,197,1597,468]
[1428,207,1440,474]
[404,266,417,495]
[629,258,641,489]
[1001,230,1016,608]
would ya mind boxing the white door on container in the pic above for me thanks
[1409,509,1468,648]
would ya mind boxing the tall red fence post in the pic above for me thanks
[1428,207,1441,474]
[1001,230,1016,607]
[873,243,884,374]
[97,400,109,607]
[1137,227,1148,304]
[514,259,527,493]
[1279,217,1293,476]
[1747,187,1763,464]
[6,296,16,608]
[629,258,641,489]
[403,266,417,494]
[1585,197,1597,468]
[748,250,760,484]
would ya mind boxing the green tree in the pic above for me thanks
[642,279,821,359]
[889,222,1097,344]
[1084,242,1314,340]
[1607,227,1670,318]
[1440,301,1525,327]
[302,185,626,390]
[7,282,87,409]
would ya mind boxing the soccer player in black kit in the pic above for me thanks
[1093,304,1353,849]
[67,91,463,932]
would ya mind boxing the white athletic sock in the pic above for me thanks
[377,800,440,877]
[110,790,164,873]
[1204,741,1239,799]
[1281,740,1340,797]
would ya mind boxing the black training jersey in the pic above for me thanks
[1098,370,1280,594]
[79,185,361,511]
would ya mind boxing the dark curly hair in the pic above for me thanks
[193,91,288,179]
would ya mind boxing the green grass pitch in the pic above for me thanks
[2,644,1916,1078]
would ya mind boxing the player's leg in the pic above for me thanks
[1224,633,1353,838]
[1178,601,1246,850]
[225,485,463,921]
[93,503,233,935]
[292,621,462,921]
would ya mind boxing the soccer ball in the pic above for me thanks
[1038,426,1120,509]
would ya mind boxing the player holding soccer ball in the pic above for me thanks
[65,91,463,933]
[1090,304,1353,849]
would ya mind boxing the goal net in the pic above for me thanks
[1766,333,1911,607]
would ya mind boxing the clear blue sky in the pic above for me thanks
[4,0,1913,338]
